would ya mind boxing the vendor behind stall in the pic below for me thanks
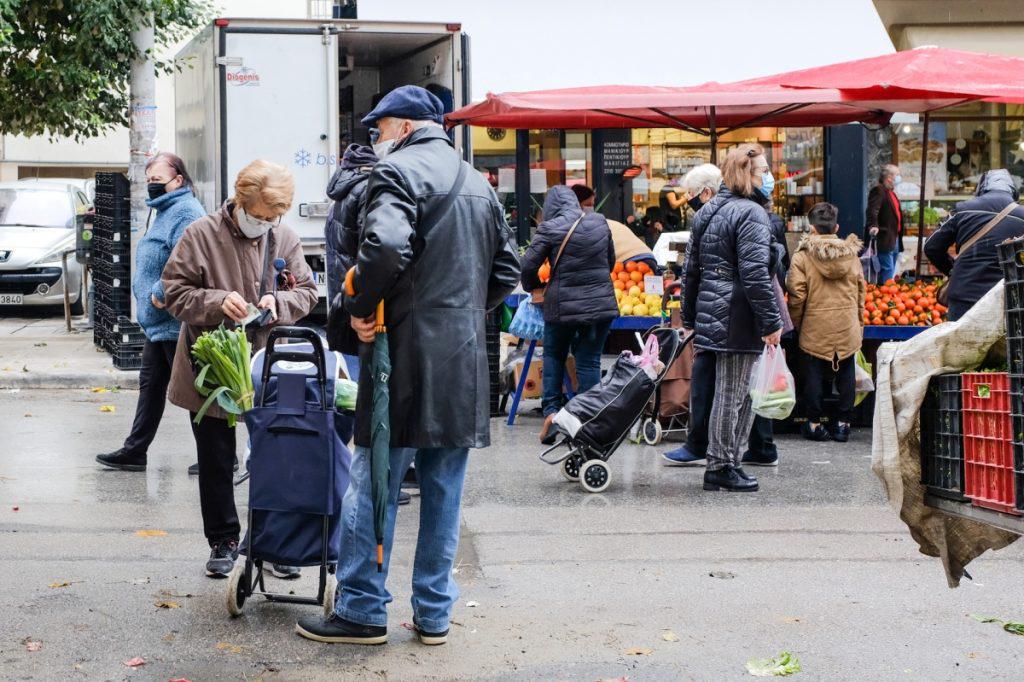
[572,184,657,272]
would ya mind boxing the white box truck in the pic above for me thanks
[174,17,471,309]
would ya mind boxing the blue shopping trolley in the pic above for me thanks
[227,327,354,617]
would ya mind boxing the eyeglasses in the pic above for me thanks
[369,128,381,144]
[752,166,770,175]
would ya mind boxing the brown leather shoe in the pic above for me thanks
[540,414,557,445]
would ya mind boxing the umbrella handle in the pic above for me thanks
[345,267,387,333]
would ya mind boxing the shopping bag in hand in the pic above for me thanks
[748,344,796,420]
[854,350,874,406]
[508,299,545,341]
[860,237,880,283]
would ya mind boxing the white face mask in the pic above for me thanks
[236,206,277,238]
[372,138,396,160]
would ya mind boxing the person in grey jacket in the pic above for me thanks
[296,86,520,646]
[682,143,782,493]
[96,153,205,473]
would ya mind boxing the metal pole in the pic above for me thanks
[515,129,531,246]
[129,17,157,320]
[61,251,72,333]
[915,111,929,278]
[709,106,718,165]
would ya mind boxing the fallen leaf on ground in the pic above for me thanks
[99,405,115,413]
[215,642,245,654]
[661,630,680,642]
[21,365,29,372]
[159,589,192,598]
[134,529,167,537]
[1003,621,1024,635]
[12,506,18,511]
[154,600,181,609]
[123,657,145,668]
[23,638,42,652]
[34,342,47,347]
[23,413,31,417]
[169,679,193,682]
[709,571,736,579]
[746,651,801,677]
[400,622,415,630]
[90,387,109,393]
[966,652,985,659]
[624,647,652,656]
[779,616,803,624]
[598,677,630,682]
[49,580,78,588]
[969,614,1000,623]
[466,600,479,607]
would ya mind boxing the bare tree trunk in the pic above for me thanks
[129,17,156,319]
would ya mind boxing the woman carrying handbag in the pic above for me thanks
[520,185,619,445]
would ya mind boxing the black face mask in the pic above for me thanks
[147,181,169,200]
[687,194,704,211]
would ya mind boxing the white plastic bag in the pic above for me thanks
[748,345,796,420]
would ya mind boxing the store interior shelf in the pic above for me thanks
[924,493,1024,535]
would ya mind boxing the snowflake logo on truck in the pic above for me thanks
[294,149,311,168]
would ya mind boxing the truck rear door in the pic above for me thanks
[219,25,338,295]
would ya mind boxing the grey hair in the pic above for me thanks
[409,119,444,130]
[880,164,899,182]
[682,163,722,197]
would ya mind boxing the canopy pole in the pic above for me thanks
[515,129,531,246]
[915,111,929,278]
[709,107,718,165]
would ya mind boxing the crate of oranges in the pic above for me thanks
[611,261,667,317]
[863,278,948,327]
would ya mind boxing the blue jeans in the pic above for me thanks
[335,445,469,633]
[542,320,612,416]
[876,249,899,284]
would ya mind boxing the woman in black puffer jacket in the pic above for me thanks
[522,185,618,443]
[682,143,782,492]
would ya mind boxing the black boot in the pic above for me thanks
[96,449,146,471]
[801,422,831,442]
[703,466,759,492]
[831,422,851,443]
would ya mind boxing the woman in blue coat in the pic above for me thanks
[96,153,206,473]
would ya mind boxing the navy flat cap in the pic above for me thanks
[361,85,446,127]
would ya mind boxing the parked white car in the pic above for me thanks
[0,180,90,314]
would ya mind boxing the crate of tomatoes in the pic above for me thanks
[863,278,948,327]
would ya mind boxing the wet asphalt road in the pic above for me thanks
[1,388,1023,681]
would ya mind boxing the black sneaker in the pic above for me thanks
[703,466,758,492]
[189,457,240,476]
[801,422,831,442]
[205,540,238,578]
[413,618,449,645]
[295,613,387,644]
[398,490,411,506]
[831,422,851,443]
[741,450,779,467]
[96,449,146,471]
[269,564,301,580]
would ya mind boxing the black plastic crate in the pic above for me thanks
[92,257,130,279]
[112,345,144,371]
[919,373,967,501]
[113,316,146,345]
[94,280,131,313]
[91,268,128,289]
[95,172,130,196]
[92,236,130,259]
[999,238,1024,284]
[95,193,130,218]
[1009,337,1024,377]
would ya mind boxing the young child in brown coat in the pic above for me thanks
[786,202,866,443]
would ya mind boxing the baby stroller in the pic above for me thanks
[226,327,353,617]
[539,326,694,493]
[637,282,692,445]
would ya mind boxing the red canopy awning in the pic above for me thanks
[769,46,1024,104]
[446,82,894,132]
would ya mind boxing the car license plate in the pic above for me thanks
[0,294,23,305]
[315,271,327,298]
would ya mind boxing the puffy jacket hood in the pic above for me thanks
[797,233,863,280]
[976,168,1019,200]
[543,185,583,222]
[326,144,377,201]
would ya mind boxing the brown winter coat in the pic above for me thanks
[786,233,866,362]
[162,203,318,418]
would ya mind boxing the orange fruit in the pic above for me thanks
[618,272,630,282]
[629,271,643,283]
[613,280,625,290]
[637,262,651,274]
[613,262,624,274]
[898,315,910,325]
[625,262,638,272]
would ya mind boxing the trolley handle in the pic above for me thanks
[261,326,328,408]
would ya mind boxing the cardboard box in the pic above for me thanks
[512,355,578,399]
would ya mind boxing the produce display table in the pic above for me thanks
[863,325,929,341]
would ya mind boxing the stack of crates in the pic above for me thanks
[919,374,966,501]
[486,310,501,417]
[1002,236,1024,513]
[92,172,144,370]
[960,372,1019,514]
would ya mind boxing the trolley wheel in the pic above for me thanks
[322,575,338,617]
[579,459,611,494]
[226,562,247,617]
[561,453,584,482]
[642,418,663,446]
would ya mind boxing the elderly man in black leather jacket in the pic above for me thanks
[297,86,520,646]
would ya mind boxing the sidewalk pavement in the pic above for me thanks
[0,316,140,389]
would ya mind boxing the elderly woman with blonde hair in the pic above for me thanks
[162,159,318,578]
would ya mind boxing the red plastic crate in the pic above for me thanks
[961,372,1022,515]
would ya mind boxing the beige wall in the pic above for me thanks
[873,0,1024,53]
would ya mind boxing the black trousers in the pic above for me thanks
[685,349,777,458]
[190,414,239,546]
[801,353,856,424]
[122,340,178,458]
